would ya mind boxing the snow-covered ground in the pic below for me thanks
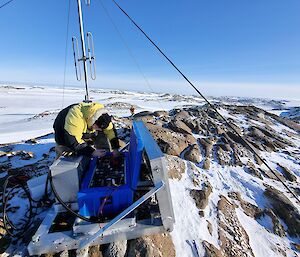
[0,84,299,257]
[1,84,299,144]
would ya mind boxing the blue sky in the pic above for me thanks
[0,0,300,98]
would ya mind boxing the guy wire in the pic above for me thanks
[110,0,300,204]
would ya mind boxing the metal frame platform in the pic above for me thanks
[27,121,174,256]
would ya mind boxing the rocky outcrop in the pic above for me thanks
[198,138,214,158]
[102,241,127,257]
[127,234,175,257]
[255,209,286,237]
[146,123,196,156]
[190,182,212,217]
[203,241,224,257]
[245,161,263,179]
[166,155,186,180]
[264,186,300,237]
[216,145,231,166]
[168,119,193,134]
[277,164,297,182]
[218,196,254,257]
[2,102,300,256]
[184,144,201,163]
[227,192,261,218]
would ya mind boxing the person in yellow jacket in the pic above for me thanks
[53,102,119,157]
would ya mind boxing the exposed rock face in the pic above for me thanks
[88,245,103,257]
[169,119,193,134]
[127,234,175,257]
[216,145,231,166]
[190,182,212,217]
[134,115,156,124]
[146,123,196,156]
[227,192,261,218]
[153,110,169,117]
[184,144,202,163]
[166,155,186,180]
[198,138,214,158]
[203,158,211,170]
[207,221,213,236]
[256,209,286,237]
[264,186,300,237]
[218,196,254,257]
[277,164,297,182]
[102,240,127,257]
[245,161,263,179]
[2,102,300,256]
[127,104,299,182]
[203,241,224,257]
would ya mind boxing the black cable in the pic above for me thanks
[110,0,300,204]
[0,0,14,9]
[2,176,35,238]
[49,168,102,223]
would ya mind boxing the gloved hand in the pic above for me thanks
[112,149,121,157]
[92,149,107,158]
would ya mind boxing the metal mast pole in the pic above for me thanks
[76,0,90,102]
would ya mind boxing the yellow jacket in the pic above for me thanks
[53,102,119,156]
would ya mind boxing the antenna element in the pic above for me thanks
[73,0,96,102]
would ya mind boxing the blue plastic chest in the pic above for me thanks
[77,121,145,218]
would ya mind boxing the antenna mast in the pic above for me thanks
[72,0,96,102]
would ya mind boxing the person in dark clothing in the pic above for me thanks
[53,102,119,158]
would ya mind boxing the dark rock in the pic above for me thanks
[169,119,193,134]
[255,209,286,237]
[232,144,244,166]
[245,161,263,179]
[184,144,202,163]
[88,245,103,257]
[133,111,154,118]
[254,154,263,165]
[203,241,224,257]
[207,221,213,236]
[226,131,248,148]
[153,110,169,117]
[270,113,300,133]
[146,123,196,156]
[102,240,127,257]
[227,191,261,218]
[193,119,205,134]
[228,122,242,135]
[166,155,186,180]
[127,234,175,257]
[25,138,38,144]
[260,168,286,182]
[190,182,212,215]
[203,158,211,170]
[277,164,297,182]
[264,186,300,237]
[216,145,231,166]
[218,196,254,257]
[198,138,214,158]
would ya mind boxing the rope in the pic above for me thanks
[110,0,300,204]
[0,0,14,9]
[62,0,71,108]
[98,0,165,111]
